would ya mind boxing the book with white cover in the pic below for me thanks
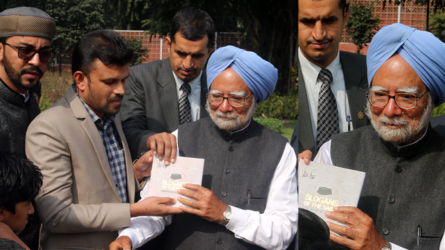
[299,159,366,224]
[147,155,204,208]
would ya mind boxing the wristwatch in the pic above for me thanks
[382,242,392,250]
[219,205,232,226]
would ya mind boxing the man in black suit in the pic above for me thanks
[298,0,369,158]
[120,7,214,162]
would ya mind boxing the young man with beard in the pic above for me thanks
[25,30,182,249]
[0,7,55,249]
[313,24,445,250]
[110,46,298,250]
[0,7,55,156]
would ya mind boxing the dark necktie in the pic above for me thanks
[316,68,339,150]
[179,82,192,125]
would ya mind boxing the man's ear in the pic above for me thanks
[208,45,215,55]
[0,43,4,63]
[0,206,7,222]
[342,4,350,26]
[73,71,88,92]
[165,36,172,53]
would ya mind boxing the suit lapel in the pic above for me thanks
[67,87,121,202]
[158,58,180,132]
[298,61,316,155]
[200,70,209,119]
[340,52,369,129]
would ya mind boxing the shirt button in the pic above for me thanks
[222,192,227,197]
[395,166,403,173]
[382,228,389,235]
[389,197,395,203]
[225,169,230,174]
[229,146,234,151]
[217,239,222,245]
[115,184,118,187]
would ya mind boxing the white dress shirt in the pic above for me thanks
[313,127,443,250]
[299,48,353,144]
[118,129,298,250]
[173,71,202,122]
[19,91,30,103]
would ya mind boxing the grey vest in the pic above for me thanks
[164,118,288,250]
[331,125,445,249]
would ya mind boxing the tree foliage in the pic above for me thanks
[345,0,380,53]
[431,11,445,42]
[45,0,105,67]
[0,0,46,11]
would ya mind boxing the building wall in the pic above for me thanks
[340,0,433,54]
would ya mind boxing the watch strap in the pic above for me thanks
[219,205,231,226]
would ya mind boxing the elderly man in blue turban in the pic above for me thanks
[110,46,298,250]
[312,23,445,250]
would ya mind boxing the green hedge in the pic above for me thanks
[433,102,445,117]
[254,117,283,133]
[254,93,298,120]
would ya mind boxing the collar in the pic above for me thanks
[298,47,341,84]
[19,91,30,103]
[212,118,255,142]
[379,124,434,158]
[229,119,251,136]
[172,70,203,90]
[0,77,29,106]
[396,126,428,151]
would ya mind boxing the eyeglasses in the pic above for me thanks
[2,43,54,63]
[207,93,252,107]
[367,90,429,110]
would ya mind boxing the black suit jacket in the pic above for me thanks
[120,58,209,160]
[298,51,369,158]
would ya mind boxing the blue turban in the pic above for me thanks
[206,46,278,103]
[367,23,445,106]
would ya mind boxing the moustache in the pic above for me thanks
[215,111,238,119]
[378,116,408,126]
[306,37,334,44]
[108,95,123,103]
[21,66,43,78]
[177,66,196,71]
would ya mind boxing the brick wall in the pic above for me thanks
[117,31,246,64]
[340,0,433,54]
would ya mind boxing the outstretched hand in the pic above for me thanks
[130,196,183,217]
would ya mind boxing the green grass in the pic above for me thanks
[281,119,297,142]
[39,70,73,111]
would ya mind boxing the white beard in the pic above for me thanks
[366,95,432,146]
[206,99,256,131]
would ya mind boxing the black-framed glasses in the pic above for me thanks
[2,42,54,63]
[207,93,252,107]
[367,90,429,110]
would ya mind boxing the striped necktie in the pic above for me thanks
[316,68,339,150]
[179,82,192,124]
